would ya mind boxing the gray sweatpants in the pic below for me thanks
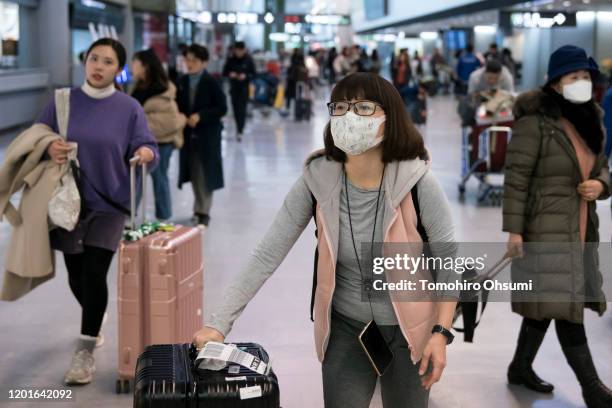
[322,310,430,408]
[189,152,213,216]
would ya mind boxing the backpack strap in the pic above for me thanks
[413,180,439,284]
[310,192,318,322]
[455,301,477,341]
[412,181,428,242]
[453,295,488,342]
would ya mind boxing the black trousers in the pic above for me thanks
[524,317,587,347]
[64,246,115,337]
[230,88,248,133]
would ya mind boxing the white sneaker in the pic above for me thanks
[64,349,96,385]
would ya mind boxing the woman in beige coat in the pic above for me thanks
[131,49,186,220]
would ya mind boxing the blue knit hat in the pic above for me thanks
[547,45,599,84]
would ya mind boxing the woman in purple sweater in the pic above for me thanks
[37,38,158,385]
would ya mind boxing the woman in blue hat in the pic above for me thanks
[502,45,610,407]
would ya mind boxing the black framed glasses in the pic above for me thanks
[327,100,383,116]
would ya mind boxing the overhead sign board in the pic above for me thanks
[508,12,576,28]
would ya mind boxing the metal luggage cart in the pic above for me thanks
[459,119,513,205]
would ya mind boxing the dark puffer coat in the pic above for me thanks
[503,89,610,323]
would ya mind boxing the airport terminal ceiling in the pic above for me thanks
[352,0,612,33]
[176,0,351,14]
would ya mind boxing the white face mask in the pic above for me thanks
[330,111,386,156]
[562,79,592,103]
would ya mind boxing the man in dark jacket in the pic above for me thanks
[177,44,228,227]
[223,41,256,141]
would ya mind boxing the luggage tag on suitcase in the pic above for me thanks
[195,342,272,376]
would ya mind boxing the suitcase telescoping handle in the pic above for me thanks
[487,126,512,133]
[129,156,147,231]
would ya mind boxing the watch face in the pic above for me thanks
[433,325,454,344]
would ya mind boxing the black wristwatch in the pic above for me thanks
[432,325,454,344]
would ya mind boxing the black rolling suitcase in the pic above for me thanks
[294,81,312,122]
[134,343,280,408]
[295,99,312,121]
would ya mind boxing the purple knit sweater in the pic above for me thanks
[37,87,159,214]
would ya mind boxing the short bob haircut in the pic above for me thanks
[323,72,427,163]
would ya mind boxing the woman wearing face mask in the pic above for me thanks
[131,49,186,221]
[192,73,458,407]
[36,38,159,385]
[503,45,611,407]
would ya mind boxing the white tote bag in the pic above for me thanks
[48,88,81,231]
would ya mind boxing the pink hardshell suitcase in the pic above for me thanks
[116,158,204,394]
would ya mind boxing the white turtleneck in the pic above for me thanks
[81,80,116,99]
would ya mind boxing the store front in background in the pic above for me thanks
[70,0,126,86]
[0,1,19,69]
[134,12,169,64]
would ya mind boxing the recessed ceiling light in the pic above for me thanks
[563,1,571,6]
[583,0,590,3]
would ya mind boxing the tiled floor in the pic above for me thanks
[0,90,610,408]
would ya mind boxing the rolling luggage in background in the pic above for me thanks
[294,81,312,122]
[134,343,280,407]
[458,124,512,205]
[458,94,514,205]
[116,158,204,394]
[467,122,512,174]
[253,73,280,106]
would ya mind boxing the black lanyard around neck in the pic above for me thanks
[343,164,386,321]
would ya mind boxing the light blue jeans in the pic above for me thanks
[150,143,173,220]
